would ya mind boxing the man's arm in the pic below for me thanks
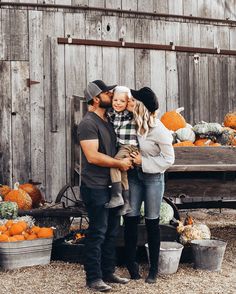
[80,139,132,171]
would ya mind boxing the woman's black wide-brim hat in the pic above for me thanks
[130,87,159,113]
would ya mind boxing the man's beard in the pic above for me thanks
[99,100,112,109]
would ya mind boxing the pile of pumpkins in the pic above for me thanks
[0,219,53,242]
[0,182,44,211]
[160,108,236,147]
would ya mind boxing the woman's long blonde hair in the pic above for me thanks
[133,101,158,137]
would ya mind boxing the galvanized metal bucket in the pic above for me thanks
[145,241,184,274]
[0,238,53,270]
[191,239,227,271]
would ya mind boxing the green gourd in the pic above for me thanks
[0,201,18,219]
[159,202,174,224]
[193,122,223,138]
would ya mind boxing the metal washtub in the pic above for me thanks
[0,238,53,270]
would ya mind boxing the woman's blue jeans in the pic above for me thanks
[80,184,120,283]
[126,168,165,219]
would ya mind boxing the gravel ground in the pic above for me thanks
[0,209,235,294]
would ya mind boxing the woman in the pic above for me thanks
[124,87,175,284]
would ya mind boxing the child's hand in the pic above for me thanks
[130,151,142,165]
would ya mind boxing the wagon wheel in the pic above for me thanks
[55,184,87,213]
[55,184,88,228]
[163,196,180,221]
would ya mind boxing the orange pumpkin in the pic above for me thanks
[37,227,53,239]
[30,226,41,235]
[8,236,18,242]
[5,220,13,229]
[9,223,24,236]
[224,112,236,129]
[0,234,9,242]
[173,141,195,147]
[14,235,25,241]
[0,225,7,233]
[0,185,11,198]
[161,107,186,131]
[27,233,37,240]
[19,183,44,208]
[5,182,32,210]
[194,139,213,146]
[17,221,28,231]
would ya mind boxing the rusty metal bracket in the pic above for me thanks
[26,78,40,88]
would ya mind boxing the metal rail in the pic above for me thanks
[58,37,236,56]
[1,2,236,25]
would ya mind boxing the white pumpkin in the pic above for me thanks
[175,127,196,143]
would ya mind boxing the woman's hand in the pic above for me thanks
[130,151,142,165]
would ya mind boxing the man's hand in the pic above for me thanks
[118,157,133,171]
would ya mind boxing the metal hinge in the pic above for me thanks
[26,78,40,87]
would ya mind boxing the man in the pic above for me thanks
[78,80,132,292]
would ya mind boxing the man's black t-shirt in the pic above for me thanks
[77,112,117,188]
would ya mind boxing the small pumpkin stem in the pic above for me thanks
[13,182,20,190]
[176,107,184,113]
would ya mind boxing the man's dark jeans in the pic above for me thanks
[80,185,120,283]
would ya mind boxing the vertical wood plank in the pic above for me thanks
[29,11,45,190]
[54,0,71,4]
[153,0,168,13]
[228,57,236,111]
[150,19,166,116]
[218,56,229,122]
[200,24,214,48]
[166,52,179,111]
[188,54,200,124]
[43,11,66,201]
[188,23,201,47]
[0,61,12,185]
[211,0,225,19]
[72,0,89,5]
[198,55,209,122]
[121,0,138,10]
[179,22,190,46]
[183,0,198,16]
[137,0,154,12]
[229,27,236,50]
[10,9,28,61]
[214,26,229,50]
[38,0,55,3]
[198,0,212,18]
[85,12,102,82]
[106,0,121,9]
[150,20,166,44]
[134,18,150,89]
[89,0,105,7]
[208,56,220,122]
[165,21,180,46]
[118,18,135,88]
[224,0,236,21]
[150,51,167,117]
[0,9,10,60]
[102,15,119,84]
[65,12,86,185]
[11,61,30,184]
[168,0,183,15]
[177,53,190,121]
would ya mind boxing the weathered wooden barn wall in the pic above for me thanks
[1,0,236,20]
[0,1,236,201]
